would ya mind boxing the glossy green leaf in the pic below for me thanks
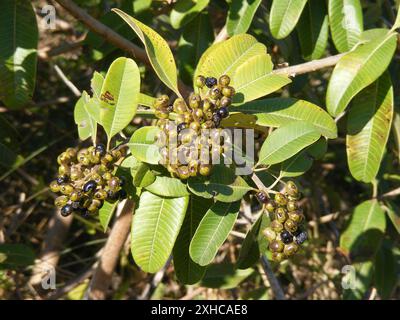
[178,12,214,84]
[131,192,189,273]
[74,91,97,142]
[173,196,212,284]
[190,201,240,266]
[258,122,321,166]
[392,105,400,163]
[231,54,291,103]
[0,0,38,108]
[347,72,394,183]
[91,71,104,102]
[200,263,254,289]
[375,241,397,299]
[194,34,266,80]
[280,151,313,177]
[170,0,209,29]
[98,200,119,232]
[340,200,386,260]
[0,244,35,269]
[328,0,363,52]
[226,0,262,36]
[99,57,140,140]
[384,201,400,234]
[269,0,308,39]
[297,0,329,60]
[132,163,156,188]
[113,9,181,96]
[145,176,190,197]
[342,261,373,299]
[237,214,270,269]
[235,98,337,139]
[188,165,252,202]
[326,29,397,117]
[128,126,161,164]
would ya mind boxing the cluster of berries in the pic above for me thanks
[256,181,308,262]
[49,144,127,217]
[153,75,235,180]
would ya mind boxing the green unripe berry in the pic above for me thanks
[275,207,287,223]
[58,165,70,176]
[155,109,169,119]
[275,192,288,206]
[103,172,112,181]
[210,86,221,99]
[287,200,298,212]
[189,93,201,109]
[272,252,285,262]
[263,227,276,242]
[220,96,231,108]
[271,220,284,232]
[265,201,276,213]
[285,181,298,197]
[54,195,69,207]
[60,184,74,195]
[108,177,120,191]
[65,147,77,158]
[219,75,230,86]
[288,210,304,224]
[284,219,298,233]
[94,189,107,200]
[50,180,60,193]
[283,242,299,256]
[269,240,284,253]
[70,190,83,202]
[199,164,211,176]
[222,86,235,97]
[195,75,205,88]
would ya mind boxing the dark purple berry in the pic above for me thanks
[205,77,217,88]
[119,176,126,187]
[60,204,74,217]
[117,189,127,199]
[212,113,221,126]
[256,192,268,204]
[217,107,229,119]
[295,231,308,245]
[95,144,106,156]
[281,230,293,244]
[83,180,97,193]
[177,122,187,133]
[56,175,68,184]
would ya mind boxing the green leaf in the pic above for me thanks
[98,200,119,232]
[391,4,400,31]
[200,263,254,289]
[98,57,140,141]
[231,54,291,104]
[236,214,270,269]
[342,261,373,300]
[346,72,394,183]
[190,201,240,266]
[74,91,97,142]
[235,98,337,139]
[340,200,386,261]
[0,244,35,269]
[188,165,252,203]
[269,0,308,39]
[145,176,190,197]
[91,71,104,102]
[258,122,321,166]
[392,104,400,164]
[326,29,397,117]
[226,0,262,36]
[297,0,329,60]
[178,12,214,84]
[384,201,400,234]
[131,192,189,273]
[328,0,363,53]
[113,9,181,96]
[194,34,266,81]
[280,151,313,178]
[170,0,210,29]
[132,163,156,188]
[375,241,397,299]
[128,126,161,164]
[0,142,21,169]
[173,196,212,284]
[0,0,38,108]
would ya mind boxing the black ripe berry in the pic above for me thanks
[56,175,68,184]
[256,191,268,203]
[117,189,127,199]
[295,230,308,245]
[217,107,229,119]
[60,204,74,217]
[119,176,126,187]
[177,122,187,133]
[83,180,97,193]
[212,113,221,126]
[280,230,293,244]
[95,144,106,156]
[205,77,217,88]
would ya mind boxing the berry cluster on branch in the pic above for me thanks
[257,181,308,262]
[49,144,127,217]
[154,75,236,179]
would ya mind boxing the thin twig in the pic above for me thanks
[214,25,228,44]
[139,256,172,300]
[260,255,286,300]
[54,65,81,97]
[85,199,135,300]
